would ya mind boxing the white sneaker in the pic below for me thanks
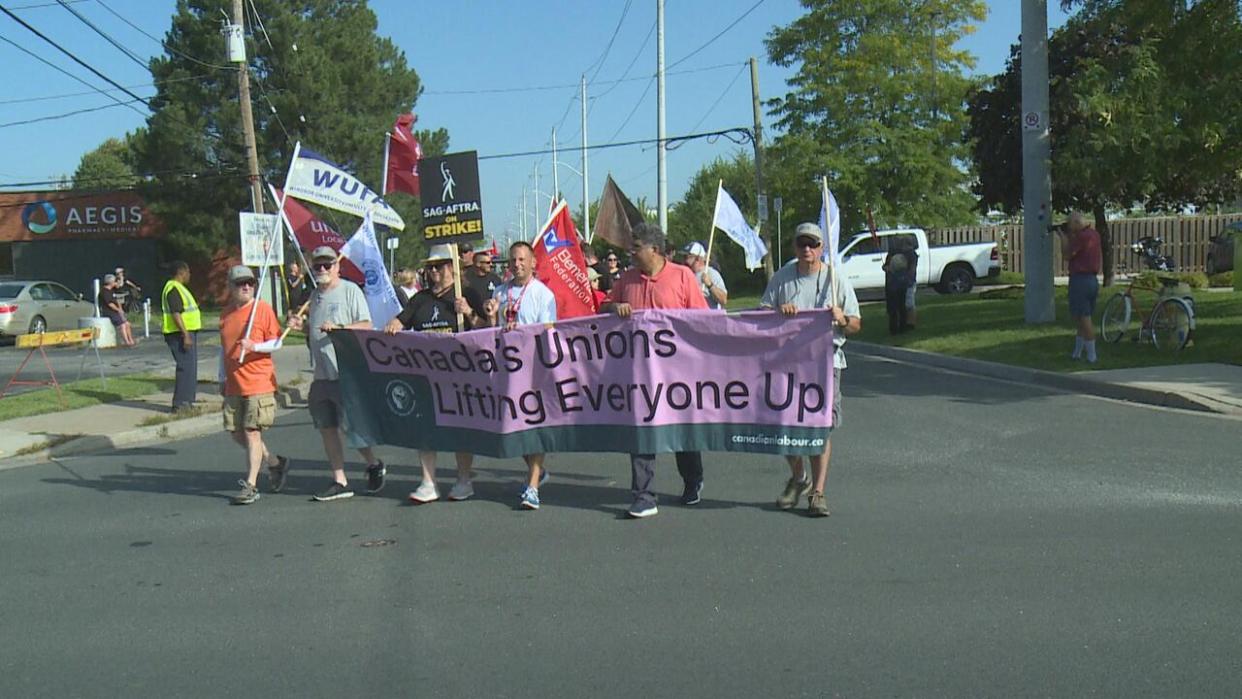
[448,479,474,501]
[408,480,439,504]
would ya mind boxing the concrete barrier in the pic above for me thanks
[78,317,116,349]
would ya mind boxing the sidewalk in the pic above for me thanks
[0,345,313,469]
[854,341,1242,417]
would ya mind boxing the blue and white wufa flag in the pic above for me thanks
[287,148,405,230]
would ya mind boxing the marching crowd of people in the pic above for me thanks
[210,221,861,519]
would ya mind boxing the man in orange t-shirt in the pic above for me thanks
[602,223,709,519]
[219,265,288,505]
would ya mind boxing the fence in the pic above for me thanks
[928,214,1242,276]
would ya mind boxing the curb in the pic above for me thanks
[2,384,309,470]
[851,341,1233,415]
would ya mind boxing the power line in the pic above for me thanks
[667,0,767,70]
[93,0,232,71]
[422,61,742,96]
[586,0,632,85]
[606,76,656,143]
[0,167,245,194]
[0,73,216,104]
[56,0,148,71]
[479,126,751,162]
[0,32,148,118]
[5,0,85,8]
[0,97,145,128]
[688,63,748,133]
[592,20,655,104]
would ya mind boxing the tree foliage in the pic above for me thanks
[968,0,1242,282]
[764,0,987,237]
[72,137,138,189]
[132,0,448,261]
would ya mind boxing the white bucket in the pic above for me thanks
[79,317,117,349]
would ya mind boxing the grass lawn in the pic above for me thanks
[856,286,1242,372]
[0,374,173,422]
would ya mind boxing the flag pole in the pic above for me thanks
[704,180,722,268]
[266,182,317,291]
[822,176,839,306]
[450,242,464,331]
[531,200,568,245]
[380,133,392,269]
[241,141,300,362]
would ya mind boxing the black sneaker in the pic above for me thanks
[681,480,703,506]
[268,455,290,493]
[365,461,386,494]
[312,481,354,502]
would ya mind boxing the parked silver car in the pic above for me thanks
[0,280,96,337]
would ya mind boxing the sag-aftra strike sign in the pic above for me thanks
[329,309,836,457]
[419,150,484,244]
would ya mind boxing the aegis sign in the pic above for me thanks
[0,190,161,242]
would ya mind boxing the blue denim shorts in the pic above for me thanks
[1068,273,1099,317]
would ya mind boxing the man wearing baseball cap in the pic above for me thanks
[286,246,387,502]
[760,222,861,518]
[219,265,289,505]
[682,241,728,310]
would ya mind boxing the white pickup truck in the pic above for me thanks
[838,228,1000,294]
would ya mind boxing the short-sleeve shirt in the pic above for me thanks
[98,287,122,320]
[760,261,861,369]
[220,299,280,397]
[397,286,486,334]
[697,267,727,310]
[307,281,370,381]
[607,260,709,311]
[466,271,503,302]
[493,278,557,325]
[1068,226,1102,275]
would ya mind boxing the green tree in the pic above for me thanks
[72,137,138,189]
[765,0,987,238]
[968,1,1242,284]
[133,0,448,260]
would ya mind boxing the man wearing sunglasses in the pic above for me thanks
[465,250,502,302]
[384,244,487,504]
[760,222,861,518]
[219,265,288,505]
[286,247,387,502]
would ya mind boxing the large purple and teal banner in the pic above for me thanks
[330,309,835,457]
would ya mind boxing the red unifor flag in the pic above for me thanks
[533,201,597,318]
[385,113,422,197]
[272,186,364,284]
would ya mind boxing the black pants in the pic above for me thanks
[885,285,909,334]
[164,331,198,410]
[630,451,703,507]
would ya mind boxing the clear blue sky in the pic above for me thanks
[0,0,1069,247]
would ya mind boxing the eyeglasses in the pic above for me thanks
[312,261,335,270]
[796,239,823,249]
[424,261,450,272]
[606,257,618,262]
[477,261,493,266]
[232,279,256,288]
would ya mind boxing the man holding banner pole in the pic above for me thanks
[286,246,387,502]
[602,222,709,519]
[481,240,558,510]
[761,222,861,517]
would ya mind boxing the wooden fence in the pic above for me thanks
[928,214,1241,275]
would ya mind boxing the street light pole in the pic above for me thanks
[656,0,668,232]
[581,73,591,242]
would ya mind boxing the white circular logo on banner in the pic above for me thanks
[385,379,416,416]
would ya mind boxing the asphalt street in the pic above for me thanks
[1,354,1239,697]
[0,333,217,396]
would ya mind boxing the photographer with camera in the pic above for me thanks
[1059,212,1102,363]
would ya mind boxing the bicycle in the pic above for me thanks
[1099,237,1195,350]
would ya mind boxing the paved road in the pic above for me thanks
[1,354,1239,697]
[0,334,218,396]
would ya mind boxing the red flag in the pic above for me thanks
[487,238,499,256]
[274,187,364,284]
[533,202,597,318]
[385,113,422,197]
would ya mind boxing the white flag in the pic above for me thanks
[713,184,768,270]
[817,182,843,269]
[286,147,406,230]
[339,210,403,329]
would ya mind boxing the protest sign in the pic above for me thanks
[420,150,484,244]
[239,212,283,267]
[330,309,835,457]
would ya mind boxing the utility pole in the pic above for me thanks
[749,56,773,278]
[533,162,541,225]
[1021,0,1054,323]
[581,74,591,242]
[231,0,263,215]
[656,0,668,231]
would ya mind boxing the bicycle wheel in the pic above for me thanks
[1150,297,1192,351]
[1100,293,1131,343]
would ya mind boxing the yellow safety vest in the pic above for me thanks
[161,279,202,333]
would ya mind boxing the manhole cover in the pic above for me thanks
[360,539,397,548]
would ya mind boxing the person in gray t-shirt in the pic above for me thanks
[760,222,861,518]
[286,247,385,502]
[681,241,728,309]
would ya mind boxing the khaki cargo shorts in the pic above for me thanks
[223,393,277,432]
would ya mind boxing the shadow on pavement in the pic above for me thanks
[846,353,1059,405]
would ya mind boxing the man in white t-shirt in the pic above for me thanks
[482,241,558,510]
[682,241,727,309]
